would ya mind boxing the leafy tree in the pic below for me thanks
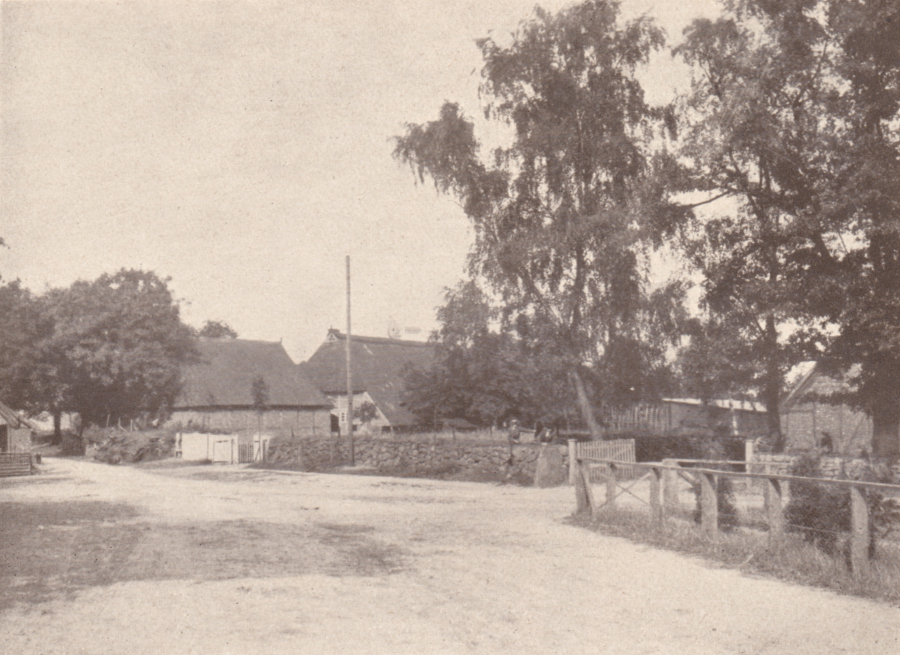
[353,401,379,432]
[395,1,681,436]
[673,0,850,448]
[198,320,238,339]
[251,375,269,435]
[0,280,52,411]
[36,269,196,430]
[672,0,900,457]
[813,0,900,457]
[403,282,529,428]
[251,375,269,409]
[675,315,759,403]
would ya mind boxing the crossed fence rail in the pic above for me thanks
[573,456,900,578]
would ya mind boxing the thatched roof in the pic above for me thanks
[0,401,36,429]
[781,363,862,411]
[176,338,329,409]
[300,330,434,426]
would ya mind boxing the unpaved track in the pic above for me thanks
[1,459,898,654]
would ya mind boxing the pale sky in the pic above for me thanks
[0,0,719,362]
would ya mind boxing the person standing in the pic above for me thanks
[505,418,521,480]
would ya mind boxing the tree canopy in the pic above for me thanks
[672,0,847,446]
[0,269,197,431]
[198,320,238,339]
[36,269,196,428]
[395,0,682,435]
[673,0,900,454]
[0,280,52,411]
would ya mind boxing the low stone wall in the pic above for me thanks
[751,453,900,483]
[267,435,569,481]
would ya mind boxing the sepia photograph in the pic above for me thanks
[2,0,900,652]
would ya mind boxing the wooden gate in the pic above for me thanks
[238,443,254,463]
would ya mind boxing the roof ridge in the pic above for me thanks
[326,330,431,347]
[198,336,282,346]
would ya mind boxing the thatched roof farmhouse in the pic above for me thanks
[300,329,434,434]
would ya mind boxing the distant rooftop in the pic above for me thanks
[662,398,767,413]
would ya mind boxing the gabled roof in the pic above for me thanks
[0,401,37,429]
[781,363,861,411]
[176,338,329,409]
[301,330,434,394]
[300,330,435,426]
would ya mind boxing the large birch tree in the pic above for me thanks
[394,0,680,437]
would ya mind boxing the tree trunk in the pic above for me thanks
[871,406,900,459]
[53,410,62,443]
[570,368,602,440]
[762,313,784,451]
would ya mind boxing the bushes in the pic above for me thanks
[84,427,176,465]
[633,435,745,463]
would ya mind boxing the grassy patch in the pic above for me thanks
[1,499,409,611]
[0,501,142,610]
[571,508,900,606]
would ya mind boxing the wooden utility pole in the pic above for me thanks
[346,255,354,466]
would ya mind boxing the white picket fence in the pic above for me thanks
[576,439,636,480]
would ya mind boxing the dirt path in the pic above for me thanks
[2,458,898,654]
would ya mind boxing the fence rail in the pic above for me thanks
[0,453,32,477]
[574,456,900,578]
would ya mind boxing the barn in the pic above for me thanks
[300,329,434,435]
[169,338,331,436]
[605,397,768,438]
[780,364,873,456]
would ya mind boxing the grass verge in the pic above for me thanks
[570,508,900,606]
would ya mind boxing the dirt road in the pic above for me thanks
[1,458,898,654]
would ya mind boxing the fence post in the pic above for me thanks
[663,459,679,511]
[744,439,755,472]
[574,459,590,514]
[568,439,578,486]
[582,463,598,517]
[850,485,870,577]
[602,463,616,508]
[764,477,784,540]
[649,466,663,525]
[700,472,718,538]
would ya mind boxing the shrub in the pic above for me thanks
[86,427,176,465]
[784,453,879,564]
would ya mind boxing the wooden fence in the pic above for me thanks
[0,453,32,477]
[573,456,900,578]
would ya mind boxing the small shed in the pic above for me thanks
[0,401,34,454]
[0,401,35,477]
